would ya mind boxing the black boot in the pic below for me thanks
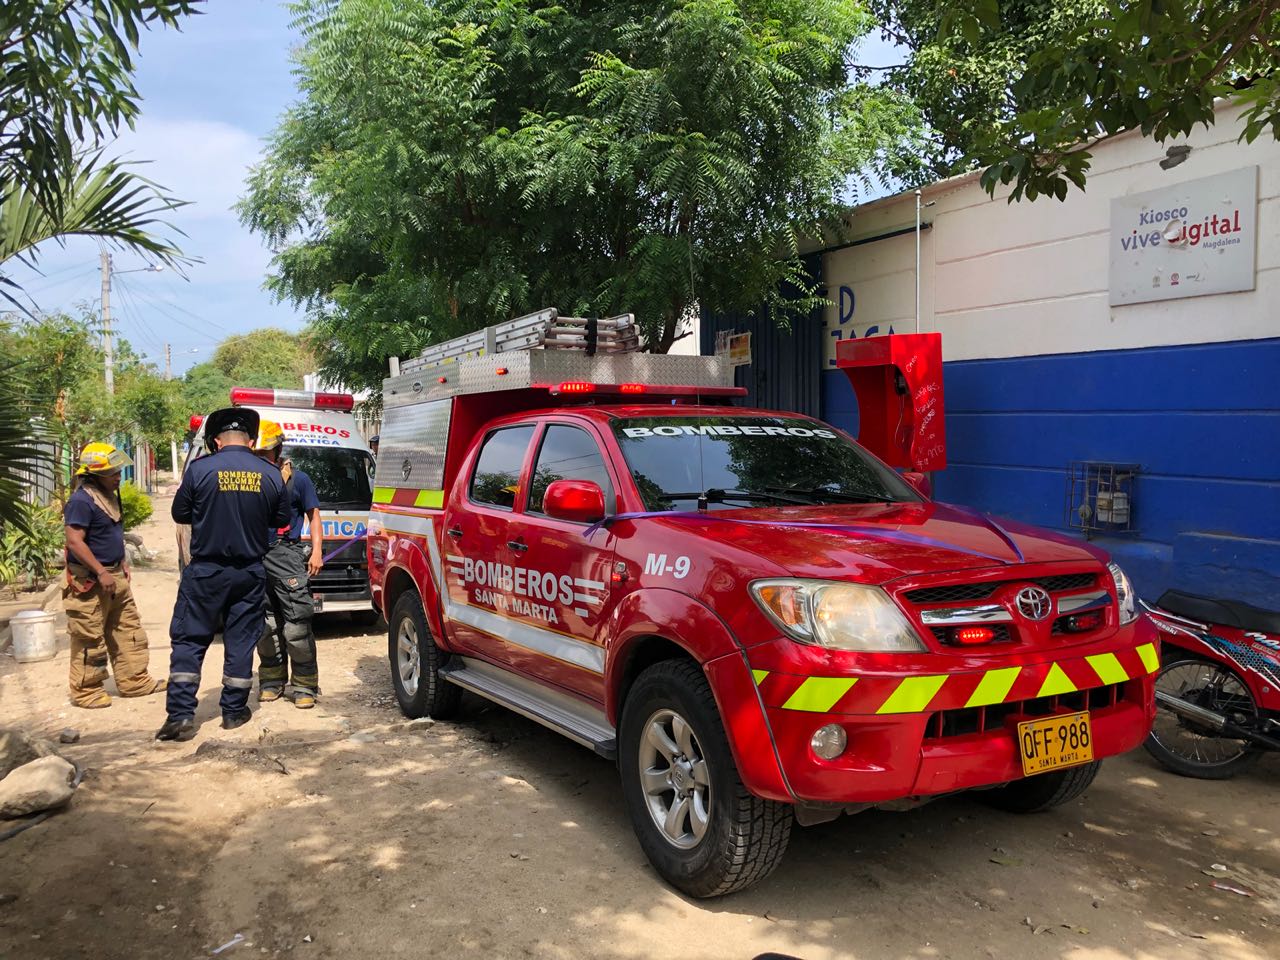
[222,708,252,730]
[155,717,196,742]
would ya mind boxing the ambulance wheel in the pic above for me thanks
[984,760,1101,813]
[618,659,792,898]
[388,591,460,720]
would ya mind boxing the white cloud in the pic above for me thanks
[110,116,264,221]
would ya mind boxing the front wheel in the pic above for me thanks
[388,591,460,720]
[1144,656,1263,780]
[618,659,792,898]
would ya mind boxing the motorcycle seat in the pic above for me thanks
[1157,590,1280,636]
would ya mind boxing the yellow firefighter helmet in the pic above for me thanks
[253,419,285,452]
[76,442,133,476]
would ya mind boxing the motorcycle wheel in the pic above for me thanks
[1144,656,1264,780]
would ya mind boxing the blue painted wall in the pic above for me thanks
[822,337,1280,608]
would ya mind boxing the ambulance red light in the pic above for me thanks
[556,381,596,394]
[496,367,509,376]
[229,387,354,412]
[619,383,645,394]
[437,377,448,384]
[189,414,205,431]
[953,627,995,645]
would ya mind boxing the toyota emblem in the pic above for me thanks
[1015,586,1052,621]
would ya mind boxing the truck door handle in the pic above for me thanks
[507,540,529,553]
[446,527,463,539]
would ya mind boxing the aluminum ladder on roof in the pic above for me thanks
[401,308,639,374]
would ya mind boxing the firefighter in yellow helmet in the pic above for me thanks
[63,443,166,708]
[252,420,324,707]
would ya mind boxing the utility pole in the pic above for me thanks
[100,250,114,394]
[164,343,172,381]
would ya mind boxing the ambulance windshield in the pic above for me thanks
[284,445,374,508]
[612,416,918,511]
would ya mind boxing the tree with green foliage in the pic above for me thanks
[867,0,1103,182]
[180,328,314,414]
[932,0,1280,200]
[242,0,925,391]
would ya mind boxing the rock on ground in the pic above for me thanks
[0,729,60,780]
[0,755,77,818]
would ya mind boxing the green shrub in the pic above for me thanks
[0,501,64,591]
[120,482,153,530]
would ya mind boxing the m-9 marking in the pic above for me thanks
[644,553,691,579]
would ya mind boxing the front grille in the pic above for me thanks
[311,567,369,597]
[924,681,1128,739]
[904,573,1099,607]
[931,624,1013,645]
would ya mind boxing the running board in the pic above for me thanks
[441,657,617,759]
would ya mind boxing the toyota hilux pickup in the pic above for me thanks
[368,312,1158,898]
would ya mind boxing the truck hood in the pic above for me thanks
[675,501,1106,582]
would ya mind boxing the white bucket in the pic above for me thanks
[10,609,58,662]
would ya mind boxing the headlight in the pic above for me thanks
[750,579,925,652]
[1108,561,1137,625]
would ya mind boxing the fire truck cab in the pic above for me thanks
[368,310,1158,898]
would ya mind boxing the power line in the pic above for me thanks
[111,276,165,357]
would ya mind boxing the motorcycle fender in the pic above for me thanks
[605,588,794,803]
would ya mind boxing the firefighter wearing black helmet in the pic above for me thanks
[155,407,289,742]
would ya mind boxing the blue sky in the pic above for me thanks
[7,4,904,379]
[7,1,303,376]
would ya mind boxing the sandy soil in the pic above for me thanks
[1,491,1278,960]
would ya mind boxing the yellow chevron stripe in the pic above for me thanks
[877,675,947,715]
[372,486,396,504]
[1037,663,1077,697]
[783,676,857,713]
[414,489,444,508]
[965,667,1022,708]
[1086,652,1129,686]
[1136,642,1160,674]
[751,669,769,686]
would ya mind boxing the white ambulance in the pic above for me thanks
[180,388,378,620]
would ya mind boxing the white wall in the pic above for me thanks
[821,102,1280,363]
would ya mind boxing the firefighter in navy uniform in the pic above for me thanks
[155,408,289,742]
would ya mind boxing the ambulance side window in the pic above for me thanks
[527,425,612,516]
[469,425,536,510]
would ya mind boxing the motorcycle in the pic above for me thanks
[1143,590,1280,779]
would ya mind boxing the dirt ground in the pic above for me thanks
[1,491,1278,960]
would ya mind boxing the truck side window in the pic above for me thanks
[469,425,536,510]
[527,425,612,516]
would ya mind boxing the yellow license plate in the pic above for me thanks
[1016,710,1094,776]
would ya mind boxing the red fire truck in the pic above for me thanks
[367,310,1158,897]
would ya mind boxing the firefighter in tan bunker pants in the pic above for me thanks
[63,443,166,708]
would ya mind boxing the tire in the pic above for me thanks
[352,609,383,629]
[1144,656,1264,780]
[983,760,1101,813]
[388,591,461,720]
[618,659,792,898]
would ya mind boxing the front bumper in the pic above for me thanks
[740,619,1159,805]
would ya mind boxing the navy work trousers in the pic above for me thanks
[165,560,266,721]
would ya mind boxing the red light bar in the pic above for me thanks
[953,627,995,645]
[229,387,354,412]
[189,414,205,431]
[544,383,748,398]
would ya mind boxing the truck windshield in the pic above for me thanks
[284,446,374,508]
[611,416,918,511]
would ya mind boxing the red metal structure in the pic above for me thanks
[836,332,946,472]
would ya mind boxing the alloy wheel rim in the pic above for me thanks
[397,618,420,697]
[638,708,711,850]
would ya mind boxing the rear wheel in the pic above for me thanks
[984,761,1101,813]
[618,659,792,898]
[1144,656,1263,780]
[388,591,460,720]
